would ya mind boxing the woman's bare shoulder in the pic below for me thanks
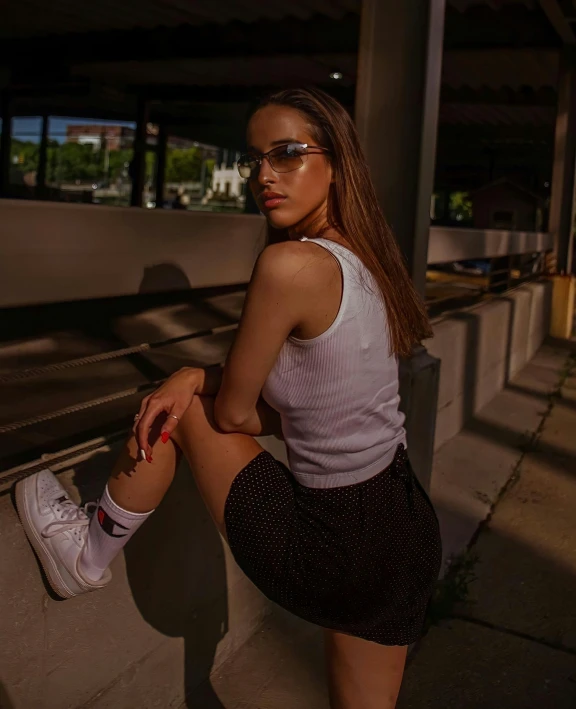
[256,240,340,289]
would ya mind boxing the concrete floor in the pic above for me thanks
[1,298,574,708]
[185,344,576,709]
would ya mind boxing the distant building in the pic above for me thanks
[211,162,244,198]
[470,178,545,232]
[66,125,135,151]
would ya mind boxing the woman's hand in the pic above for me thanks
[134,367,201,462]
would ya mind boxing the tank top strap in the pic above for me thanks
[299,236,358,276]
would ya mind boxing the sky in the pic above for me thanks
[10,116,136,144]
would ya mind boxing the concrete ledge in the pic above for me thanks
[431,344,567,568]
[0,435,285,709]
[427,280,552,451]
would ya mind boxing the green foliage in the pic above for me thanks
[48,142,100,182]
[165,147,202,182]
[204,158,215,182]
[107,149,132,181]
[449,191,473,223]
[9,136,209,187]
[10,139,39,174]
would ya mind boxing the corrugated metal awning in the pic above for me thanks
[0,0,550,40]
[2,0,361,39]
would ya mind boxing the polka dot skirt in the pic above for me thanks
[224,444,442,646]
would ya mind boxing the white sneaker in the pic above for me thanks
[15,469,111,599]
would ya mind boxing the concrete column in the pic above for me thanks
[549,54,576,275]
[0,91,12,197]
[130,98,149,207]
[355,0,446,488]
[154,123,168,209]
[355,0,445,296]
[36,114,48,199]
[399,347,440,492]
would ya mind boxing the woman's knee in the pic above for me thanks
[170,394,215,448]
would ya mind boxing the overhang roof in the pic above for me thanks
[0,0,540,40]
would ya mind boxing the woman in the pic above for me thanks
[16,88,442,708]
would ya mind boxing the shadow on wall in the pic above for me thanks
[0,681,14,709]
[74,449,228,708]
[138,263,196,294]
[110,263,242,383]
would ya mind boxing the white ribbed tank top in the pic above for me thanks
[262,236,407,489]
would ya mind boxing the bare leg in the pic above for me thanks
[324,630,407,709]
[108,394,264,537]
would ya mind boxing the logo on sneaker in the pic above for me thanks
[97,507,129,538]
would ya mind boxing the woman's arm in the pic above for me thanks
[212,240,317,436]
[184,364,283,437]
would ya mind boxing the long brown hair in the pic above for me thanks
[254,87,432,357]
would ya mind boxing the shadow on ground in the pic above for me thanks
[75,449,228,708]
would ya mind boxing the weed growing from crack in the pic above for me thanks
[424,549,480,631]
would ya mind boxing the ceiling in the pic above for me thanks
[0,0,540,40]
[1,0,561,192]
[0,0,567,145]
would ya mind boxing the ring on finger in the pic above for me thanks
[133,414,140,422]
[169,414,179,421]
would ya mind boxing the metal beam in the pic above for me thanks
[549,56,576,273]
[36,114,49,199]
[154,123,167,210]
[538,0,576,44]
[0,91,12,197]
[130,98,149,208]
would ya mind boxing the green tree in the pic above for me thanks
[10,139,39,174]
[449,191,473,223]
[107,149,133,181]
[165,147,202,182]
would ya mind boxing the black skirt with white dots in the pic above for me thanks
[224,444,442,646]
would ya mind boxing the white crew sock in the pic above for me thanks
[79,485,153,582]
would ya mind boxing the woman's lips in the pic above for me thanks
[261,193,286,210]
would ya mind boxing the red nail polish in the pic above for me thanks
[161,431,170,444]
[146,455,153,463]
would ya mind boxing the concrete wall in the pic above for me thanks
[0,199,554,308]
[428,281,552,451]
[0,435,288,709]
[0,199,266,308]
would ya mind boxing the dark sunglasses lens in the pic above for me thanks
[269,144,305,173]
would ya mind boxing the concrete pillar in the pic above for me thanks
[355,0,445,296]
[0,91,12,197]
[399,347,440,492]
[549,54,576,275]
[36,114,48,199]
[154,123,168,209]
[130,98,149,207]
[355,0,446,488]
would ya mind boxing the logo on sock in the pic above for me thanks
[97,506,129,538]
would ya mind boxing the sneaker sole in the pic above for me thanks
[15,480,83,599]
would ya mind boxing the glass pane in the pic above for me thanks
[162,138,245,213]
[46,117,136,206]
[10,117,42,196]
[144,150,157,208]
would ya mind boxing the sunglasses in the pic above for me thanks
[237,142,330,179]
